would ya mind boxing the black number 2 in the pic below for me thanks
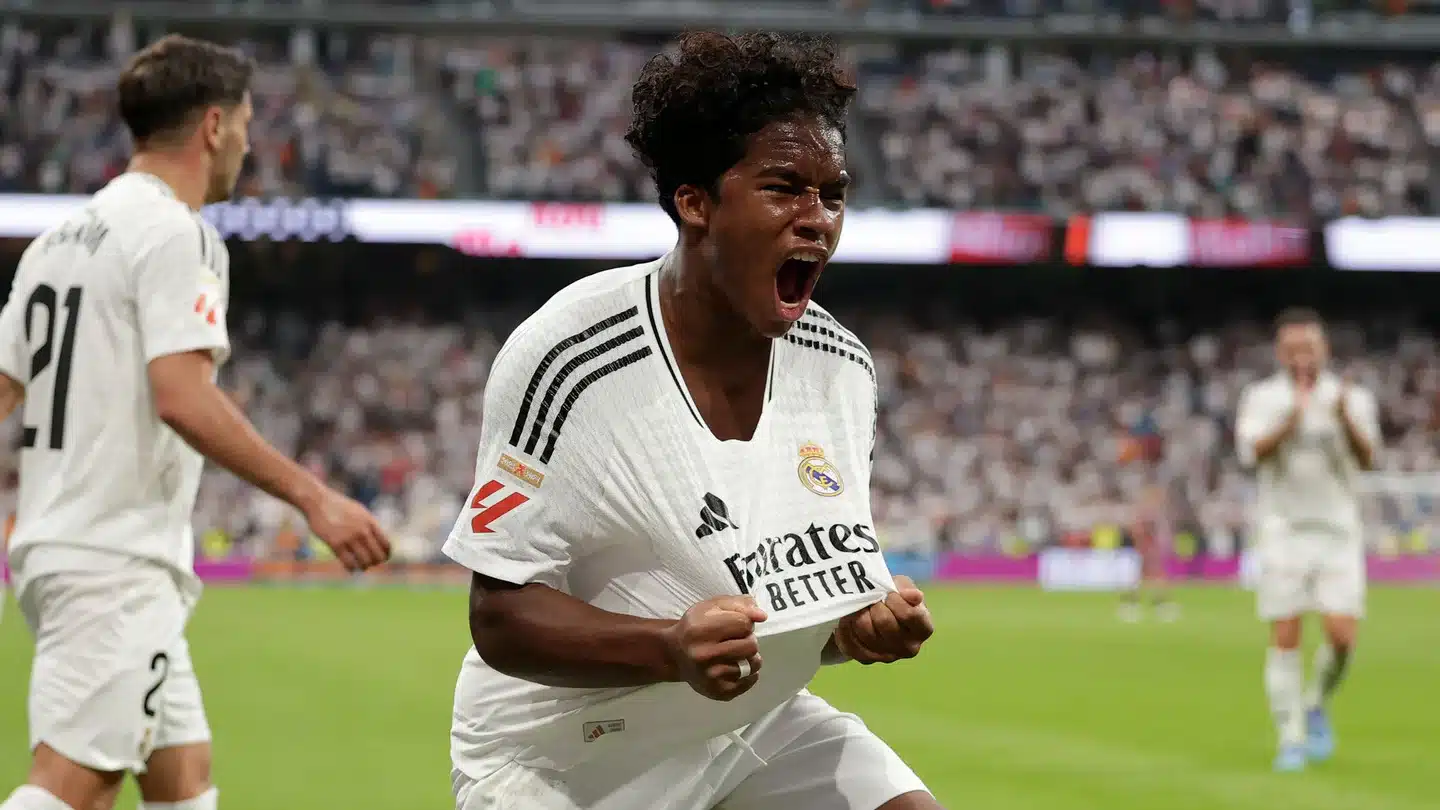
[21,283,82,450]
[142,652,171,718]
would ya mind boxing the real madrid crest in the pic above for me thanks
[797,441,844,497]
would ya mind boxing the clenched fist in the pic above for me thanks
[832,575,934,665]
[663,596,767,701]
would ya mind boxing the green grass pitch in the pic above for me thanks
[2,585,1436,809]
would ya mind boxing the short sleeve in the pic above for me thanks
[1235,384,1271,469]
[441,325,607,590]
[0,276,28,382]
[133,219,230,365]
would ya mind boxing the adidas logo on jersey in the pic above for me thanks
[694,492,739,539]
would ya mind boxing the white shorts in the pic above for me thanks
[451,691,928,810]
[1254,531,1366,621]
[18,562,211,773]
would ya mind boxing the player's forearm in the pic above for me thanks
[468,576,680,688]
[821,634,850,666]
[0,374,23,422]
[1338,416,1376,470]
[1250,420,1297,464]
[156,380,324,513]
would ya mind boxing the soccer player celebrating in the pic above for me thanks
[442,32,941,810]
[0,36,389,810]
[1235,308,1380,772]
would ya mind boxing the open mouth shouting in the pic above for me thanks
[775,249,826,322]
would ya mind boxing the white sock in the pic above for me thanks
[0,785,76,810]
[1305,643,1350,710]
[140,787,217,810]
[1265,647,1305,747]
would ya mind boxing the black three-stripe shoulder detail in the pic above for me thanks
[797,315,871,363]
[523,325,645,454]
[645,273,703,426]
[784,333,876,383]
[509,306,640,446]
[539,346,654,463]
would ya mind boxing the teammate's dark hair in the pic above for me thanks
[625,31,857,224]
[117,34,253,147]
[1274,307,1324,333]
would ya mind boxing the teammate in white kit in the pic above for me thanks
[442,32,941,810]
[0,36,389,810]
[1235,307,1380,773]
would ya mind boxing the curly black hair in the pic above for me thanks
[625,31,857,224]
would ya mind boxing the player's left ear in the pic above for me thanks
[673,184,712,230]
[200,105,226,152]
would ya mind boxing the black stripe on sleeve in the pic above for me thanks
[784,334,876,384]
[539,346,654,464]
[197,219,209,265]
[523,326,645,455]
[508,306,640,447]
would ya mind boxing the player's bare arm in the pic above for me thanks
[148,348,390,571]
[0,372,23,422]
[468,573,767,700]
[1249,390,1306,465]
[1335,381,1376,470]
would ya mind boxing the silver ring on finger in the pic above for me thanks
[737,658,752,679]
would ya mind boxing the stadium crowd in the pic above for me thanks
[3,21,1439,221]
[2,284,1429,565]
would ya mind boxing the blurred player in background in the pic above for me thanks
[443,31,940,810]
[0,35,389,810]
[1235,307,1380,772]
[1119,485,1179,622]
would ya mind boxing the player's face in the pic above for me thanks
[697,116,848,339]
[1276,323,1328,386]
[205,93,252,205]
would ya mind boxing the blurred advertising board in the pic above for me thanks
[1066,214,1310,268]
[1325,217,1440,271]
[947,212,1055,264]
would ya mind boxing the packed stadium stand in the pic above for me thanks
[0,6,1435,570]
[3,18,1439,219]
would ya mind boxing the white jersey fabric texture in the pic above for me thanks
[1235,371,1381,619]
[0,172,228,769]
[443,258,904,788]
[1,171,230,594]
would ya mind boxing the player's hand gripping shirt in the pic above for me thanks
[443,259,895,779]
[1235,371,1380,538]
[0,173,230,583]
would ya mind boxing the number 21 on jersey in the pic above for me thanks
[21,282,82,450]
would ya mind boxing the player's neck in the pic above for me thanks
[659,253,769,376]
[126,153,208,211]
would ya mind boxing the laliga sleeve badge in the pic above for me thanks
[797,441,844,497]
[497,453,545,488]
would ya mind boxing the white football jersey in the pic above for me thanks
[1235,371,1380,539]
[443,258,895,781]
[0,172,230,583]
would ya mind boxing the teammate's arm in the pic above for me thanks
[147,351,386,570]
[0,374,21,422]
[136,224,388,571]
[1336,384,1379,470]
[1237,385,1299,467]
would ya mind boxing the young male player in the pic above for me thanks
[0,35,390,810]
[1235,308,1379,772]
[442,31,941,810]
